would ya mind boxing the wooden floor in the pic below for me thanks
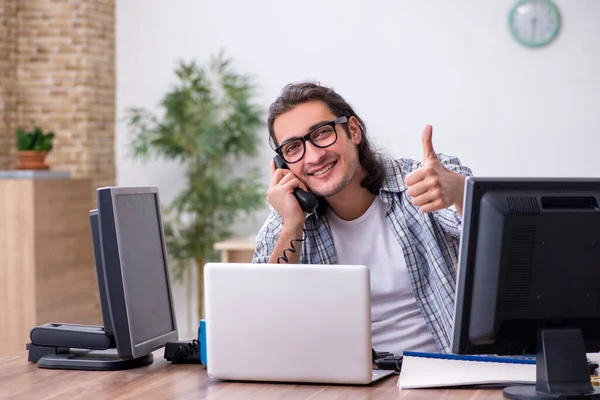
[0,350,505,399]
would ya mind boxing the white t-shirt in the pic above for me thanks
[326,196,439,355]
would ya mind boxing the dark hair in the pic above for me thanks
[267,82,384,195]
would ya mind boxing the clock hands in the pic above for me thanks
[509,0,559,47]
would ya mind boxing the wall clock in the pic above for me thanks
[508,0,560,48]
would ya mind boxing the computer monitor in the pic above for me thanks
[452,177,600,399]
[27,186,178,370]
[96,186,178,359]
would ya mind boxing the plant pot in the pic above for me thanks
[15,151,50,170]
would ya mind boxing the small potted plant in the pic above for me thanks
[15,125,55,170]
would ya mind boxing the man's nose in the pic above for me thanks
[303,141,326,164]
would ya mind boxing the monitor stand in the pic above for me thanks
[31,346,153,371]
[27,323,154,371]
[504,328,600,400]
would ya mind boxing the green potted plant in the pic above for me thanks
[15,125,55,170]
[124,52,265,321]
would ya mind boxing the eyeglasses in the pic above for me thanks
[273,116,348,164]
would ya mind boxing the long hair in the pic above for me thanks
[267,82,384,196]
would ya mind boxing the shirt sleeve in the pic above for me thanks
[252,206,283,263]
[432,153,473,240]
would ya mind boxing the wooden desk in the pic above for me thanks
[213,237,256,263]
[0,350,502,399]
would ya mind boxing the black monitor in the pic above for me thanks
[95,186,178,359]
[27,186,178,370]
[452,177,600,400]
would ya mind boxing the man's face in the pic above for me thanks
[273,100,362,198]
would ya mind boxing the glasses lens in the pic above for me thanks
[279,122,339,163]
[281,139,304,163]
[310,124,337,148]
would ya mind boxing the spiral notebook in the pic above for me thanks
[397,351,537,389]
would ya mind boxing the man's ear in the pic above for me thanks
[348,116,362,145]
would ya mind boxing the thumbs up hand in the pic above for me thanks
[405,125,466,216]
[421,124,438,163]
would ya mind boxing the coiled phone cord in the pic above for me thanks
[172,339,200,362]
[277,213,317,264]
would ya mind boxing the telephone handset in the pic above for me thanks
[273,154,319,213]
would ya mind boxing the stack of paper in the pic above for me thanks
[397,351,536,389]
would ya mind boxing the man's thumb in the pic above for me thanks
[422,125,437,162]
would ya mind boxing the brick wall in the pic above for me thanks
[0,0,16,169]
[0,0,115,196]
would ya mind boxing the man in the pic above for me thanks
[253,82,472,355]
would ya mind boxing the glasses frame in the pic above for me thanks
[273,116,348,164]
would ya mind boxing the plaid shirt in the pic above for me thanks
[253,153,473,354]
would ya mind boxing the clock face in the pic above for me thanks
[508,0,560,47]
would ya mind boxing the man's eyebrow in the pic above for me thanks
[307,119,330,132]
[285,120,331,142]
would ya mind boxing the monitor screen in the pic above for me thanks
[114,192,175,346]
[97,186,178,359]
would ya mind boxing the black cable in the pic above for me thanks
[277,213,318,264]
[374,354,403,372]
[172,339,200,363]
[277,235,306,264]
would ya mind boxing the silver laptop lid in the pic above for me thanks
[203,263,373,384]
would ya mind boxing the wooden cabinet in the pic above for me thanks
[213,237,256,263]
[0,174,102,355]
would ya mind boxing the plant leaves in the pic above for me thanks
[15,126,55,151]
[123,51,266,281]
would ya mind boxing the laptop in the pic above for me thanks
[203,262,395,384]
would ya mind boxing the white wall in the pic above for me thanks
[116,0,600,336]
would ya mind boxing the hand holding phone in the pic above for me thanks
[268,155,319,223]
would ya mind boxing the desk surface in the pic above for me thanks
[1,350,502,399]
